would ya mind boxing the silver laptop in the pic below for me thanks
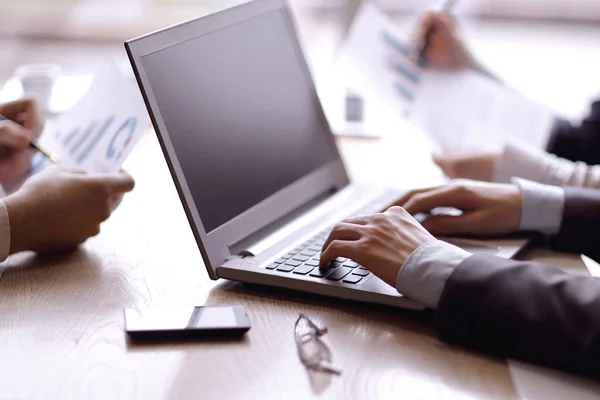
[125,0,530,310]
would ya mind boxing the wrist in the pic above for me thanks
[4,193,29,254]
[397,240,471,309]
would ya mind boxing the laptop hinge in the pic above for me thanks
[228,187,339,258]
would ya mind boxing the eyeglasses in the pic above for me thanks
[294,314,341,375]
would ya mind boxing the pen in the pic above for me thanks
[0,113,59,163]
[29,140,60,164]
[411,0,460,63]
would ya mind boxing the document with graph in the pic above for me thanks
[335,3,555,150]
[335,2,422,117]
[34,63,150,174]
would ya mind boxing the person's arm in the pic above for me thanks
[319,179,600,379]
[493,101,600,185]
[493,139,600,189]
[434,254,600,381]
[398,241,600,380]
[433,102,600,188]
[549,185,600,262]
[319,189,600,380]
[546,101,600,165]
[395,178,564,306]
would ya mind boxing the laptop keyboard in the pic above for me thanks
[264,190,404,285]
[265,229,372,284]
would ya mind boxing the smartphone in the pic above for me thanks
[124,305,251,340]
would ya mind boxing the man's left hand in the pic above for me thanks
[320,207,435,287]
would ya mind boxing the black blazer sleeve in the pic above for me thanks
[547,100,600,164]
[434,255,600,380]
[549,186,600,263]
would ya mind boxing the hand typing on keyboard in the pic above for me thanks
[389,180,521,237]
[319,206,436,287]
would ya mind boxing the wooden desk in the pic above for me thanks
[0,131,589,400]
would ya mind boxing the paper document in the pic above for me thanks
[335,2,422,118]
[411,70,556,150]
[33,63,150,174]
[335,3,556,150]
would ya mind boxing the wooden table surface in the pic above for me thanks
[0,129,589,400]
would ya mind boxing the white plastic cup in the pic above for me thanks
[14,64,62,113]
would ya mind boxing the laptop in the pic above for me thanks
[125,0,531,310]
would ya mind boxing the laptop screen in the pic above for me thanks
[141,10,338,233]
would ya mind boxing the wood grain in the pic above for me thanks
[2,130,579,400]
[1,9,599,399]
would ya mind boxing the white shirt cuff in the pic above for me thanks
[0,200,10,261]
[396,240,471,309]
[512,178,565,235]
[493,139,563,185]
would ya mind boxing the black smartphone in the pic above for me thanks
[124,305,251,340]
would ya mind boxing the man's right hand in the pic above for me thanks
[413,12,476,70]
[4,165,135,254]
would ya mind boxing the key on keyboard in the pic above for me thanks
[343,260,360,268]
[277,264,295,273]
[309,268,330,278]
[292,255,310,262]
[267,192,403,280]
[343,274,363,284]
[326,267,353,281]
[293,265,314,275]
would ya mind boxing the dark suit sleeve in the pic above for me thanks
[549,186,600,263]
[434,255,600,380]
[547,100,600,164]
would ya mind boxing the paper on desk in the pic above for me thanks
[509,360,600,400]
[34,63,149,174]
[411,70,556,151]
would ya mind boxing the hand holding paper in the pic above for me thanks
[33,63,150,175]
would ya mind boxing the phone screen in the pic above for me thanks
[124,305,250,338]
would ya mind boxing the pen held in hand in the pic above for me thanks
[29,140,60,164]
[411,0,460,63]
[1,113,59,164]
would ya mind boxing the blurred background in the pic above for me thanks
[1,0,599,118]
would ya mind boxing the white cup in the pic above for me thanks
[14,64,62,113]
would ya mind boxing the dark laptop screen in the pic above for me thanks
[141,10,338,233]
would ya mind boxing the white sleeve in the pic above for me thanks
[396,240,471,309]
[493,139,600,188]
[0,200,10,262]
[512,178,565,235]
